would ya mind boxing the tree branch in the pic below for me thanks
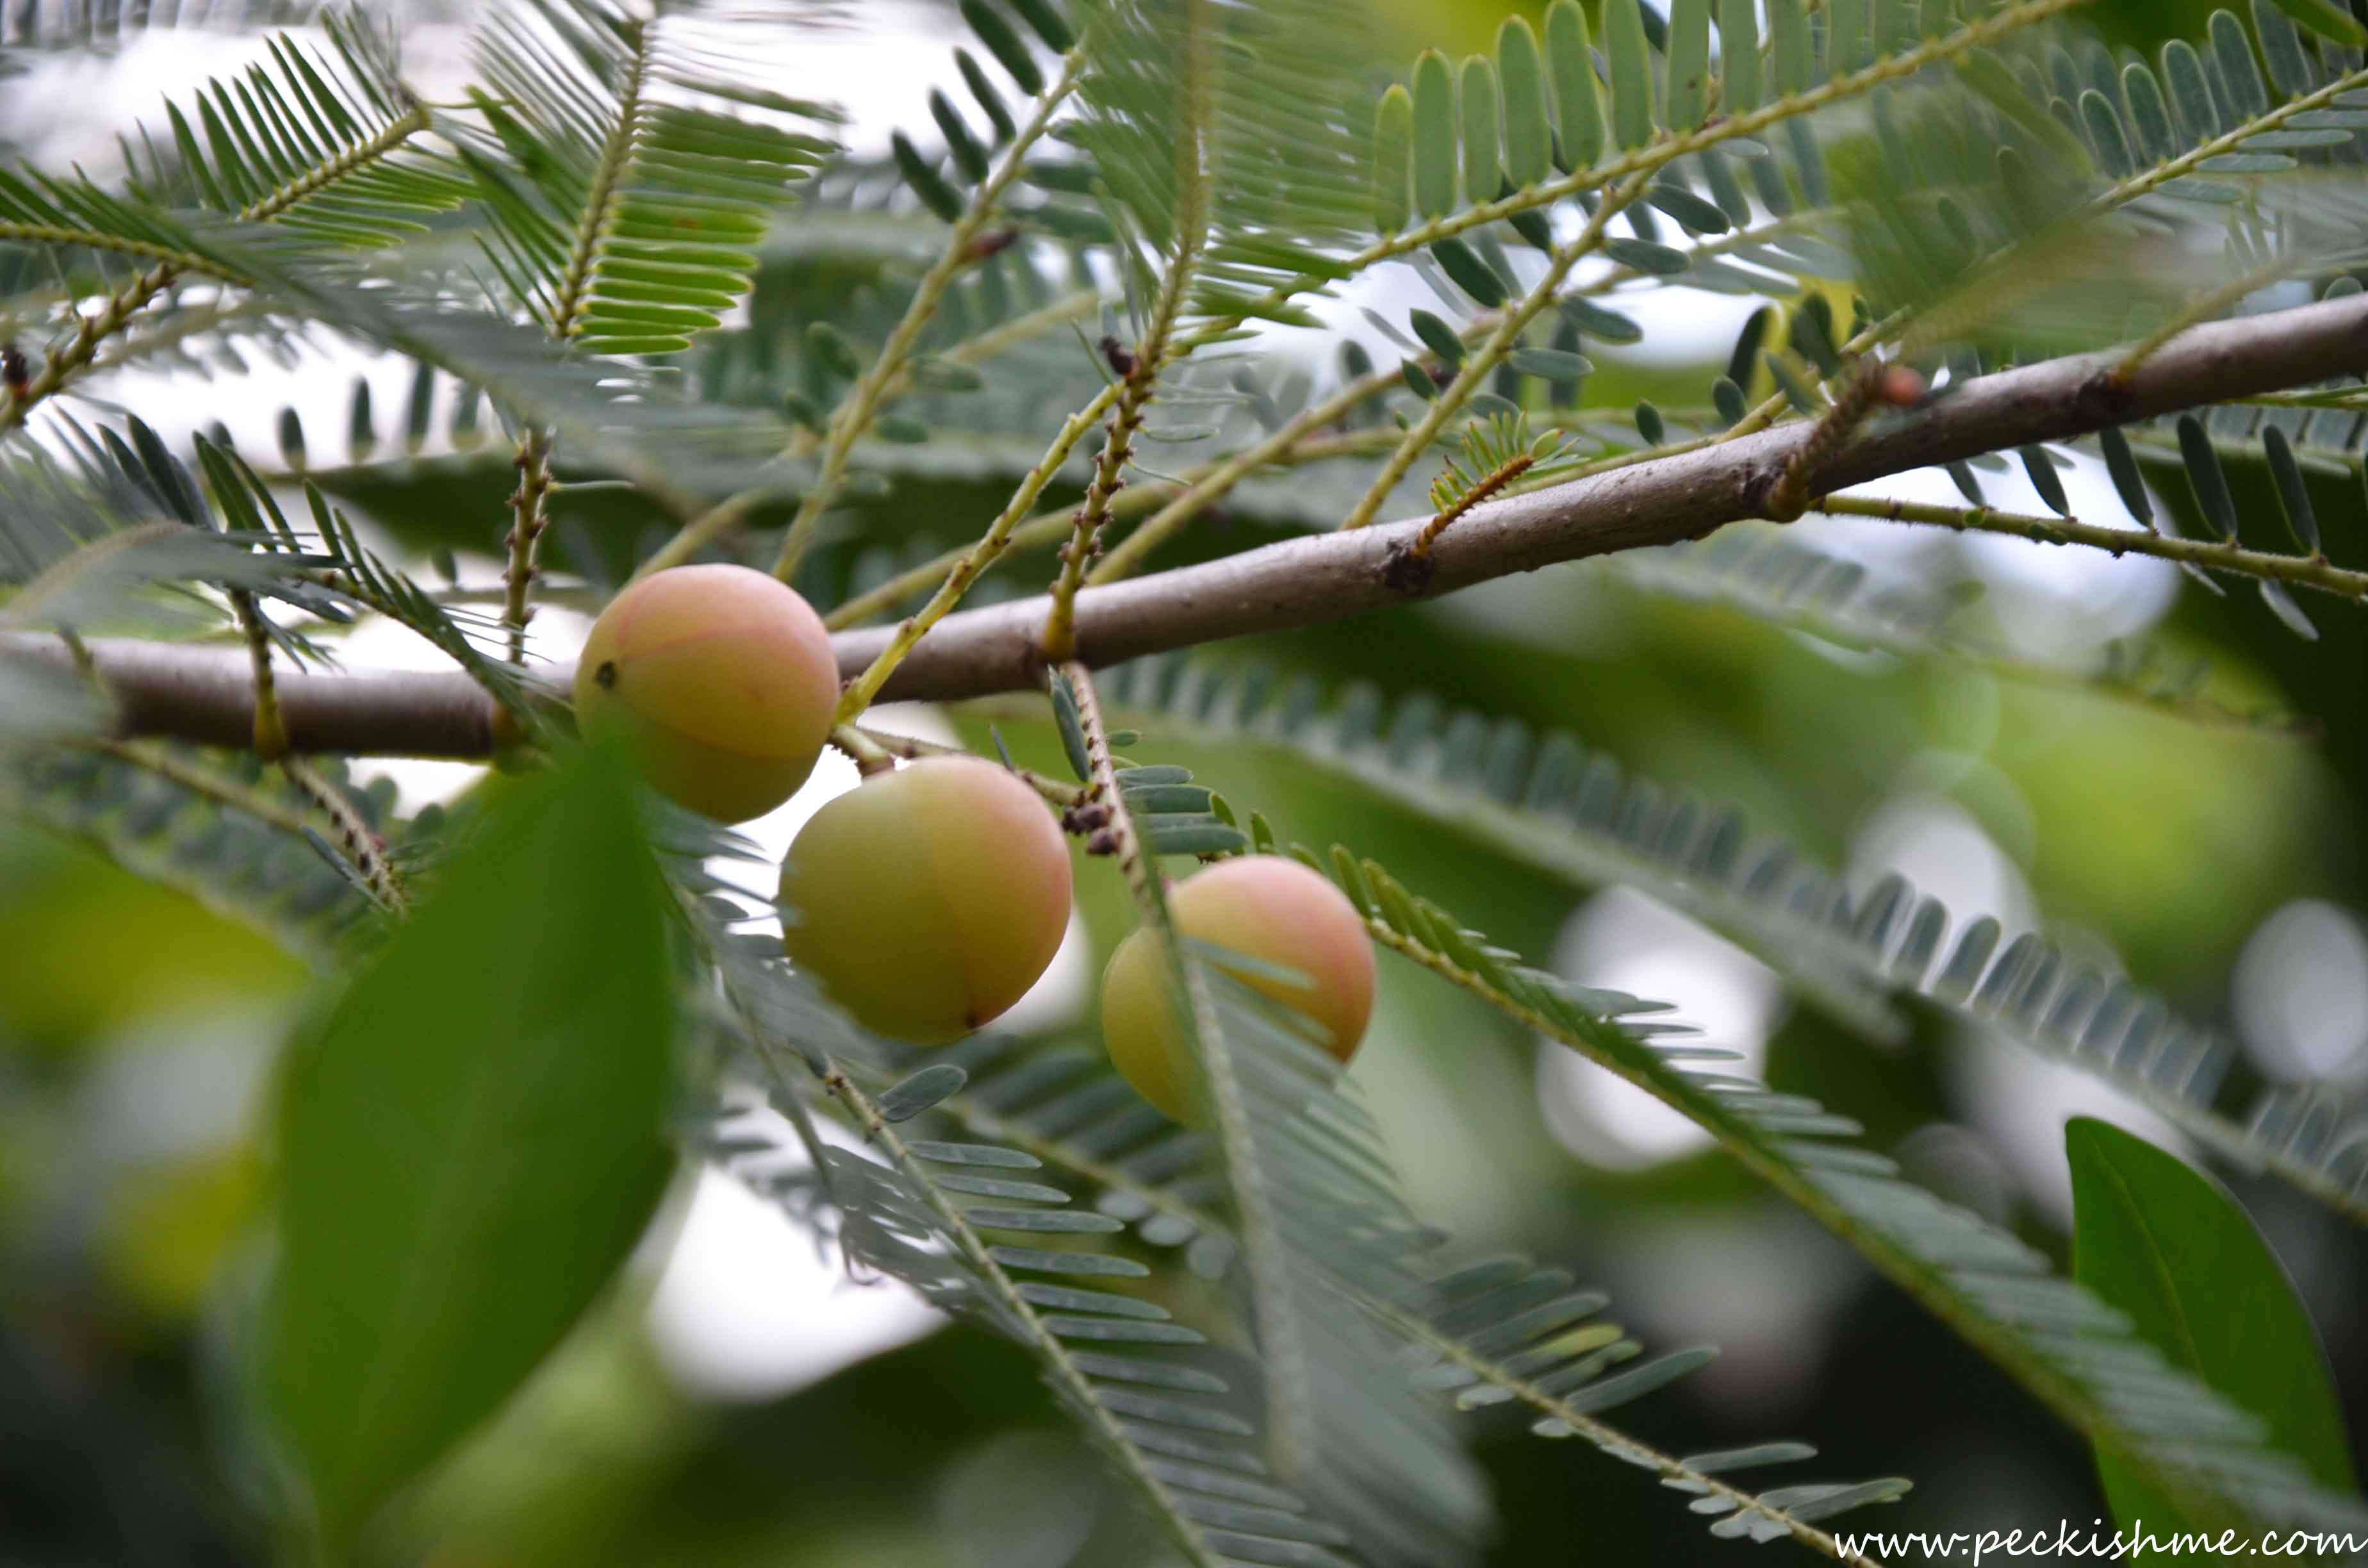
[13,294,2366,758]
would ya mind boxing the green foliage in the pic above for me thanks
[459,0,836,353]
[1088,657,2368,1230]
[1321,848,2368,1537]
[10,0,2368,1558]
[261,744,675,1542]
[2069,1117,2360,1544]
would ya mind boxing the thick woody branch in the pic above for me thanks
[11,295,2367,758]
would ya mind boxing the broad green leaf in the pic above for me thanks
[261,746,676,1541]
[2069,1118,2360,1544]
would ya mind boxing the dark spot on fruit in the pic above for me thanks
[595,660,618,689]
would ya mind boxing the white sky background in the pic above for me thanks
[18,3,2351,1405]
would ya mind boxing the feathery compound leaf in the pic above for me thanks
[461,0,835,353]
[1057,674,1487,1565]
[891,1008,1916,1564]
[101,10,472,245]
[673,812,1477,1568]
[1391,1255,1909,1557]
[1069,0,1377,319]
[1085,661,2367,1228]
[1333,854,2368,1541]
[4,745,377,960]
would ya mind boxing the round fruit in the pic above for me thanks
[780,755,1073,1043]
[573,564,838,824]
[1100,856,1376,1123]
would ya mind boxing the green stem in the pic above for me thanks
[502,429,555,663]
[829,380,1121,723]
[771,53,1087,583]
[0,100,432,435]
[1340,176,1644,532]
[1818,493,2368,601]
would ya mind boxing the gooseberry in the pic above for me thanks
[1099,856,1376,1123]
[780,755,1073,1043]
[573,564,839,824]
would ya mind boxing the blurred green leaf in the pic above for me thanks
[2068,1117,2360,1544]
[261,745,677,1543]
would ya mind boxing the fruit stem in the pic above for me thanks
[827,724,898,776]
[846,724,1085,805]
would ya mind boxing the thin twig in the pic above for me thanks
[502,429,555,662]
[1039,6,1214,660]
[227,584,409,913]
[771,53,1087,583]
[1064,660,1316,1483]
[1339,177,1644,532]
[1814,492,2368,601]
[829,381,1121,723]
[281,755,410,915]
[0,103,434,435]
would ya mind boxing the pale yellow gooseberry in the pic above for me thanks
[780,755,1074,1043]
[573,564,839,824]
[1100,856,1376,1123]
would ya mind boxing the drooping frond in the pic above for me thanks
[657,812,1462,1568]
[1359,0,2075,293]
[124,13,470,240]
[191,439,543,722]
[175,228,796,513]
[1035,666,1493,1566]
[459,0,837,354]
[0,10,467,434]
[1324,846,2368,1540]
[1394,1257,1911,1562]
[3,744,387,962]
[1081,657,2368,1229]
[0,12,465,270]
[0,417,334,638]
[1603,525,2306,733]
[905,1040,1917,1564]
